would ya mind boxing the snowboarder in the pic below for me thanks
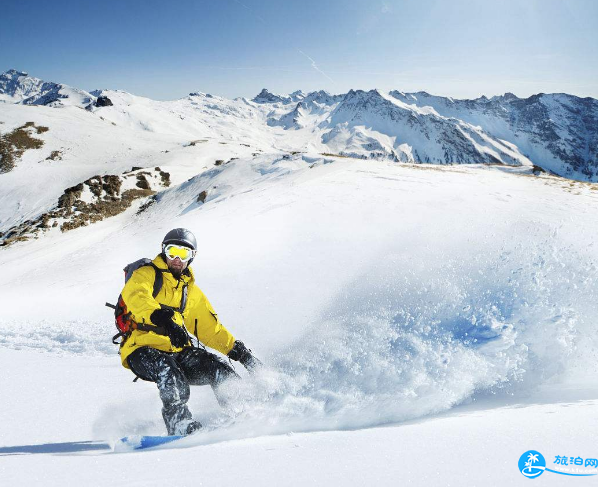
[118,228,261,436]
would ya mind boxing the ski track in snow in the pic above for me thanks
[0,319,113,355]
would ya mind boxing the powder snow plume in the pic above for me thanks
[155,217,598,446]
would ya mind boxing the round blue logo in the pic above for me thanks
[519,450,546,478]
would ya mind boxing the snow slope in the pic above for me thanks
[1,152,598,485]
[0,102,259,231]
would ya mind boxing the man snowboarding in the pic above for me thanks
[117,228,261,436]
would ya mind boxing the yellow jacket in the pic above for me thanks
[119,254,236,368]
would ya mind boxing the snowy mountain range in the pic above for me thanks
[1,68,596,181]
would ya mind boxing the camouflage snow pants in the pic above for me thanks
[127,346,239,435]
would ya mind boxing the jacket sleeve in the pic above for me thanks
[186,286,236,355]
[121,266,162,325]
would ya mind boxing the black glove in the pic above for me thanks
[150,308,188,348]
[227,340,263,372]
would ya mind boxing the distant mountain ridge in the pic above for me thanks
[260,87,597,177]
[389,90,598,178]
[1,69,596,181]
[0,69,93,107]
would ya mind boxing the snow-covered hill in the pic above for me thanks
[1,155,598,485]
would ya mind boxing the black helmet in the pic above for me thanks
[162,228,197,264]
[162,228,197,249]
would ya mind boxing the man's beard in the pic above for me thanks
[167,261,186,279]
[169,266,183,279]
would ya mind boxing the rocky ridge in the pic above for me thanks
[0,167,170,246]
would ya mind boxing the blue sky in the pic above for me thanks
[1,0,596,100]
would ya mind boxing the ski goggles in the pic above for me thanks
[163,244,195,262]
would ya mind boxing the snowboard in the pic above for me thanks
[115,434,184,451]
[115,414,237,452]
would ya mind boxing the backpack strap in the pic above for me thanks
[112,331,126,345]
[147,262,165,298]
[158,282,188,316]
[135,322,168,335]
[112,321,169,345]
[178,283,189,313]
[123,259,165,299]
[147,262,189,310]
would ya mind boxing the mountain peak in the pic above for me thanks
[252,88,291,104]
[0,69,93,107]
[188,91,214,99]
[344,88,386,101]
[251,88,287,103]
[3,69,28,77]
[0,69,46,101]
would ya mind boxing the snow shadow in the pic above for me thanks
[0,440,111,456]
